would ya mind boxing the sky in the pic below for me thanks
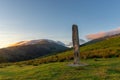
[0,0,120,48]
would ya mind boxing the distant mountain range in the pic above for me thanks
[13,32,120,65]
[1,32,120,63]
[0,39,68,63]
[66,39,86,47]
[83,33,120,46]
[9,39,66,47]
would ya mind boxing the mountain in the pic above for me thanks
[83,33,120,46]
[9,39,66,47]
[0,39,68,63]
[1,33,120,63]
[66,39,86,47]
[1,36,120,80]
[1,32,120,80]
[16,34,120,65]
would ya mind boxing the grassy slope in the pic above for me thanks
[1,35,120,79]
[1,57,120,80]
[13,35,120,65]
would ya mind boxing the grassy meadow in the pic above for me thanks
[0,57,120,80]
[0,35,120,80]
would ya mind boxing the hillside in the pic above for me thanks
[0,58,120,80]
[84,33,120,46]
[1,33,120,64]
[0,39,68,63]
[0,31,120,80]
[13,35,120,65]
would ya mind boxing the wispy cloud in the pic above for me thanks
[86,27,120,40]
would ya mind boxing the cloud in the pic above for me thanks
[86,27,120,40]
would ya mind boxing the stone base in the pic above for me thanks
[68,63,88,67]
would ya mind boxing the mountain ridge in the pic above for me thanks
[0,39,68,63]
[9,39,66,47]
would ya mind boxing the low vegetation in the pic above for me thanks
[0,35,120,79]
[0,58,120,80]
[12,36,120,65]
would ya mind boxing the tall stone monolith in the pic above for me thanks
[72,24,80,64]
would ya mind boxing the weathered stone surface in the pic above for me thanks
[72,24,80,64]
[68,24,88,67]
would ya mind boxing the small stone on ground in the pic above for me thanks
[68,63,88,67]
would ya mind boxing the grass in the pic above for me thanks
[0,57,120,80]
[12,36,120,65]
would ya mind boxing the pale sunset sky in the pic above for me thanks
[0,0,120,48]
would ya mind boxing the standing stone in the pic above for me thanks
[72,24,80,64]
